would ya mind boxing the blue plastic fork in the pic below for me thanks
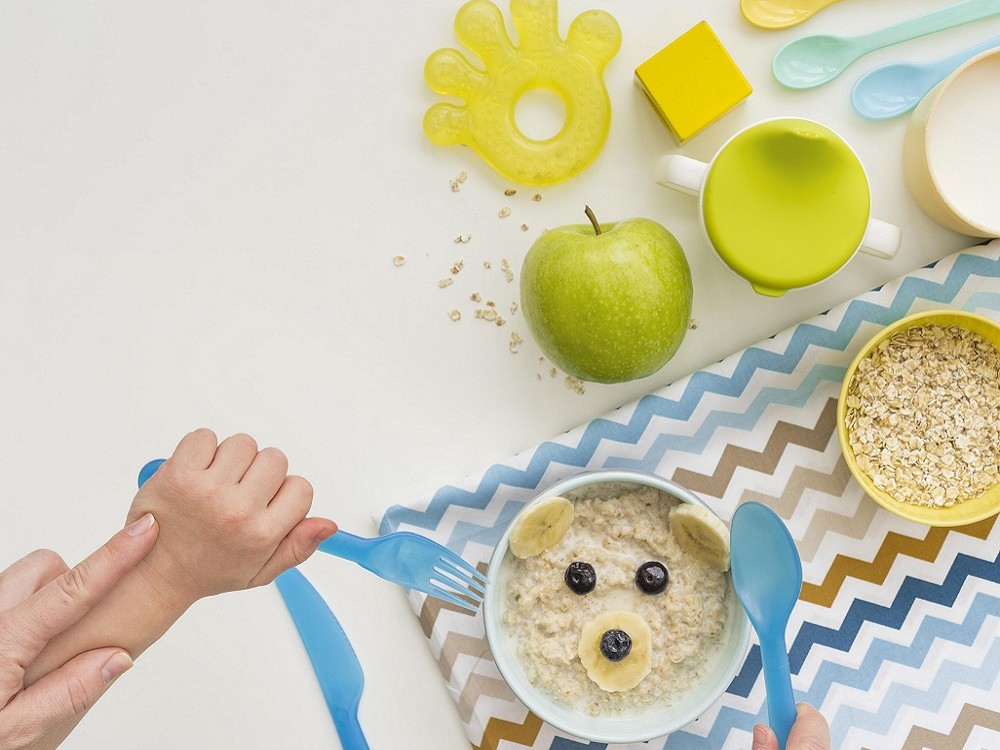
[319,530,486,612]
[138,458,487,611]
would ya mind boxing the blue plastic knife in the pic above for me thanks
[275,568,370,750]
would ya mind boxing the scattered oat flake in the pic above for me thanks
[504,188,517,196]
[510,301,519,315]
[451,260,464,275]
[498,207,511,218]
[509,331,523,353]
[532,193,542,201]
[450,171,468,192]
[565,375,586,395]
[486,300,496,308]
[454,234,471,244]
[449,310,461,321]
[536,373,543,380]
[495,316,506,327]
[475,308,498,322]
[438,278,454,289]
[521,224,529,231]
[483,261,492,269]
[501,258,514,283]
[689,318,699,330]
[550,367,557,378]
[470,292,481,302]
[392,255,406,267]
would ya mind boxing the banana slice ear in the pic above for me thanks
[508,496,575,558]
[670,503,731,572]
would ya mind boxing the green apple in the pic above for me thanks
[520,207,693,384]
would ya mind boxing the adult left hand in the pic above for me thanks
[0,514,159,749]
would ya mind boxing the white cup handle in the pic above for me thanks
[654,155,709,196]
[859,218,901,259]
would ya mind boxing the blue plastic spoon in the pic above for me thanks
[773,0,1000,89]
[731,502,803,750]
[852,34,1000,119]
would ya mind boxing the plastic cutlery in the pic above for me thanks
[731,502,802,750]
[318,529,487,612]
[276,568,369,750]
[137,458,487,611]
[773,0,1000,89]
[852,34,1000,119]
[741,0,843,30]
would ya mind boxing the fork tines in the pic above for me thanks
[431,556,488,612]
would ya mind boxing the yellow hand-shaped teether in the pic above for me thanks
[423,0,621,186]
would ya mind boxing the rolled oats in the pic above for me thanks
[844,323,1000,507]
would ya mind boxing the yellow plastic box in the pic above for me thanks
[635,21,752,144]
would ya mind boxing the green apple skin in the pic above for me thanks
[520,217,693,384]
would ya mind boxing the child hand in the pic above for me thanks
[127,429,337,605]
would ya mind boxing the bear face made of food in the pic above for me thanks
[500,484,731,715]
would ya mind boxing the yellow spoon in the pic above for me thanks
[740,0,843,29]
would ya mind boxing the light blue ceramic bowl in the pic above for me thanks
[483,469,751,744]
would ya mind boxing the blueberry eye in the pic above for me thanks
[564,561,596,594]
[635,561,668,594]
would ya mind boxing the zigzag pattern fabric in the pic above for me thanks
[381,240,1000,750]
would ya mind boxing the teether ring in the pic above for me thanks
[423,0,621,186]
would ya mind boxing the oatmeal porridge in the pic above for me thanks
[500,483,731,717]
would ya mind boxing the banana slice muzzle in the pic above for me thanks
[578,610,652,692]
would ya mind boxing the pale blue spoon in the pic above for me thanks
[773,0,1000,89]
[731,502,802,750]
[852,34,1000,119]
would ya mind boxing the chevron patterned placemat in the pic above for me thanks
[380,240,1000,750]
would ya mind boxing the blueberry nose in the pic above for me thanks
[599,629,632,662]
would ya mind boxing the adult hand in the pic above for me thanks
[753,703,830,750]
[0,514,159,749]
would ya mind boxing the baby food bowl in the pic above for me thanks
[837,310,1000,527]
[482,469,751,744]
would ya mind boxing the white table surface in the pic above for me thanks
[1,2,997,748]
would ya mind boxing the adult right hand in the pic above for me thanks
[0,513,159,749]
[753,703,830,750]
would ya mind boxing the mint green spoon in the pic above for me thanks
[773,0,1000,89]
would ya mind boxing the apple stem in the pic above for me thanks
[584,205,602,235]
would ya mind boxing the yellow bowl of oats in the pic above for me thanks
[837,310,1000,527]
